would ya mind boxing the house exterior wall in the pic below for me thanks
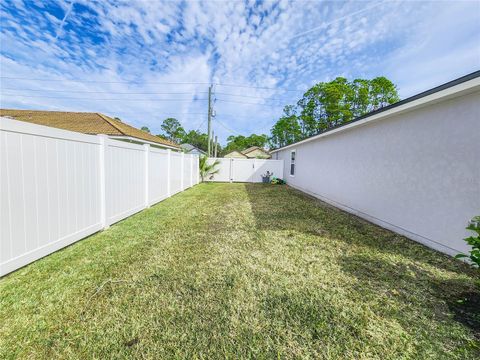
[274,90,480,256]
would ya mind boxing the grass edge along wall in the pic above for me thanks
[272,73,480,256]
[0,117,199,276]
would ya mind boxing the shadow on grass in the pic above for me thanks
[339,254,480,337]
[243,183,476,273]
[243,183,480,337]
[245,184,478,277]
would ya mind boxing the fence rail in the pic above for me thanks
[0,117,199,276]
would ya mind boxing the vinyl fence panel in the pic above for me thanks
[170,152,183,195]
[148,147,170,205]
[105,139,146,225]
[0,117,199,276]
[183,154,192,189]
[206,158,284,183]
[188,155,194,188]
[0,119,103,276]
[194,155,200,185]
[189,155,194,186]
[250,159,284,183]
[207,158,232,182]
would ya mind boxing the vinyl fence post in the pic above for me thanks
[181,152,185,190]
[230,158,233,183]
[251,158,255,183]
[144,144,150,208]
[190,154,193,187]
[196,155,200,184]
[98,134,109,229]
[167,149,171,197]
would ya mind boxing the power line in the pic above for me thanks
[1,87,208,95]
[1,93,208,101]
[2,89,289,104]
[0,76,210,85]
[154,112,206,116]
[216,99,283,107]
[194,118,208,132]
[122,112,207,116]
[215,92,292,101]
[215,118,242,136]
[204,111,282,119]
[2,87,292,101]
[215,82,303,92]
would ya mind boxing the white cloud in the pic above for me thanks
[1,0,479,143]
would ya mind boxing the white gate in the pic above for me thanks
[231,159,253,182]
[207,158,284,183]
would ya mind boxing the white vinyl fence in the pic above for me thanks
[207,158,284,183]
[0,117,199,276]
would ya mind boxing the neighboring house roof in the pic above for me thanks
[241,146,270,156]
[181,143,206,154]
[0,109,180,149]
[271,70,480,153]
[224,150,248,158]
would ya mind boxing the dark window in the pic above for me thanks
[290,150,296,176]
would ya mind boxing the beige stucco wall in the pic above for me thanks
[224,151,246,159]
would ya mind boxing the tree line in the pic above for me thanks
[139,118,211,151]
[141,117,269,156]
[270,76,399,148]
[138,76,399,154]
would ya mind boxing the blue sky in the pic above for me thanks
[1,0,479,144]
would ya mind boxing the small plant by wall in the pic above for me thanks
[456,216,480,268]
[199,156,220,181]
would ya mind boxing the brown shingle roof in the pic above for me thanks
[0,109,179,148]
[224,150,248,158]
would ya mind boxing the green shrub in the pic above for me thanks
[456,216,480,268]
[199,155,220,181]
[270,177,286,185]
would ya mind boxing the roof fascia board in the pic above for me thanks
[108,135,180,150]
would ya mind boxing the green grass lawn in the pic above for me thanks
[1,183,479,359]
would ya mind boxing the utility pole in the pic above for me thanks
[207,84,212,157]
[214,135,218,158]
[211,130,214,157]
